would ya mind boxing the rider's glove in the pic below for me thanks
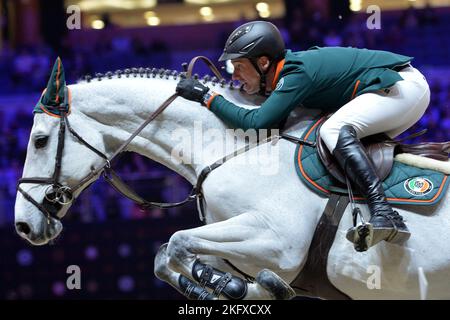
[176,78,210,105]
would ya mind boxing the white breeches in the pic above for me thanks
[320,65,431,152]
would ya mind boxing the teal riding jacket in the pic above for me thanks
[208,47,413,130]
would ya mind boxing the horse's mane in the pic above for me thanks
[79,67,239,90]
[77,66,267,107]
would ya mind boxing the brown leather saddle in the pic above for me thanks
[316,123,450,185]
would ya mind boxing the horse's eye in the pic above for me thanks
[35,136,48,149]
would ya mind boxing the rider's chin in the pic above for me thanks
[243,84,254,94]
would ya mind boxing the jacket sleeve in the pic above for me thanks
[209,71,313,130]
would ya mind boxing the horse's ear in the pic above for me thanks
[34,57,68,114]
[42,57,66,106]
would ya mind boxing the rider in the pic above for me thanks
[176,21,430,251]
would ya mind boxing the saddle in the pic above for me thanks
[316,126,450,185]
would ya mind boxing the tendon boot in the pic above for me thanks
[333,125,411,252]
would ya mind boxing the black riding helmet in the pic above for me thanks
[219,21,285,95]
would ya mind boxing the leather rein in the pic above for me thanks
[17,56,224,224]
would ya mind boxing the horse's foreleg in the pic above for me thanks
[155,242,252,299]
[154,243,217,300]
[165,213,296,300]
[156,242,289,300]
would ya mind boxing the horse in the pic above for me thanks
[14,59,450,299]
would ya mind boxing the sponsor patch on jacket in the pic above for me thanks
[275,77,284,91]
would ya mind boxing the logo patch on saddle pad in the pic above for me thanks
[404,177,433,196]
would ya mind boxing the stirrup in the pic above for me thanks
[346,222,411,252]
[346,223,373,252]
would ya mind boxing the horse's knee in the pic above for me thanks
[154,243,170,281]
[167,231,195,272]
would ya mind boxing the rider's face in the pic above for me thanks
[231,58,261,94]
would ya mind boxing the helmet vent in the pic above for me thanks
[228,25,253,46]
[239,42,255,53]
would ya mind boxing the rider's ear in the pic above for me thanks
[258,56,271,72]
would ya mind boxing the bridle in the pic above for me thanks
[17,56,223,224]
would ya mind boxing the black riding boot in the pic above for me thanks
[333,125,411,252]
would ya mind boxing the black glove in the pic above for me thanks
[176,78,210,104]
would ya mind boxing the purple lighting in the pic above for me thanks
[85,245,99,260]
[117,275,135,292]
[16,249,33,266]
[118,243,132,258]
[52,281,66,297]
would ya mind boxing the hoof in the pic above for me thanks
[256,269,295,300]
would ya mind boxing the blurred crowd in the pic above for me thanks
[0,5,449,227]
[285,3,440,49]
[0,4,447,92]
[0,38,172,94]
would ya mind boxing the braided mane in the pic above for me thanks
[80,67,239,90]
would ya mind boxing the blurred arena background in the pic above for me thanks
[0,0,449,300]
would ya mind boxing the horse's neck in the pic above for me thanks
[69,77,318,185]
[70,78,241,184]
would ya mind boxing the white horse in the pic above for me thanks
[14,61,450,300]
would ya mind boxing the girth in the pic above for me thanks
[290,194,351,300]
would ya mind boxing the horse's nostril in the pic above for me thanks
[16,222,31,235]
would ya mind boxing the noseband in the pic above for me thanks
[17,57,224,224]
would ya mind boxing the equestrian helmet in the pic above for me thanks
[218,21,285,62]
